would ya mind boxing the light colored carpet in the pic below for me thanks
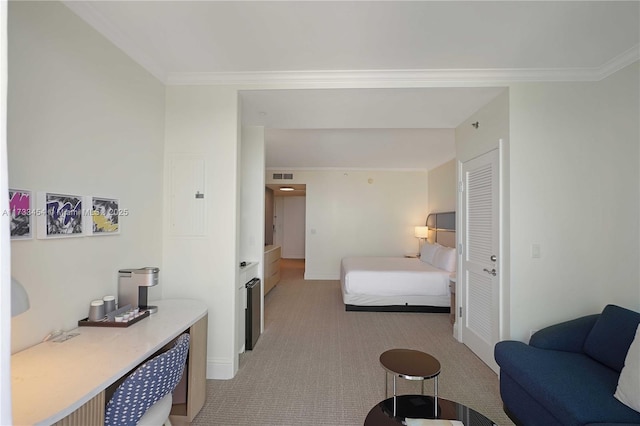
[193,259,514,426]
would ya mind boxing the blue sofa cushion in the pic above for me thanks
[495,340,640,425]
[583,304,640,372]
[530,314,599,353]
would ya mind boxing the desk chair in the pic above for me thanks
[105,333,190,426]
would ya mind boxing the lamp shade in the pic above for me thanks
[414,226,429,239]
[11,277,30,317]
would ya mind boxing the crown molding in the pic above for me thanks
[63,1,639,87]
[165,51,639,86]
[265,166,430,172]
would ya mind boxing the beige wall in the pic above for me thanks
[454,64,640,343]
[240,126,266,264]
[456,90,511,340]
[162,86,240,378]
[508,62,640,341]
[428,160,456,213]
[8,2,166,352]
[8,2,638,382]
[266,169,429,278]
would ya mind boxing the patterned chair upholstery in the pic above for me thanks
[105,333,190,426]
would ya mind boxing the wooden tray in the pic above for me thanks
[78,310,150,328]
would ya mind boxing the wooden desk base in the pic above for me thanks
[51,314,207,426]
[52,393,105,426]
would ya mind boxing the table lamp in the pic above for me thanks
[414,226,429,254]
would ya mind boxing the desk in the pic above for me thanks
[12,299,208,426]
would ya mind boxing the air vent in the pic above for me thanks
[272,173,294,180]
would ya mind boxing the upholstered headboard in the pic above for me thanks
[426,211,456,248]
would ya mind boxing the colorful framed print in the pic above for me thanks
[87,196,120,235]
[8,189,33,240]
[37,192,84,239]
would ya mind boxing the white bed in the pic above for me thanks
[340,257,451,310]
[340,212,456,312]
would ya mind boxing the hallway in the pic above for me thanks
[278,258,305,281]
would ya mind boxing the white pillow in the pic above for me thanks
[614,323,640,412]
[433,246,456,272]
[419,242,440,264]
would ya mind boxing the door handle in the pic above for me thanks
[483,268,497,276]
[490,255,497,262]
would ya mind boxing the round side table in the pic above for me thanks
[379,349,441,417]
[364,395,498,426]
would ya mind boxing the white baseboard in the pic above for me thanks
[207,357,234,379]
[303,272,339,280]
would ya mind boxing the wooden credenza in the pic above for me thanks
[264,245,281,295]
[12,299,208,426]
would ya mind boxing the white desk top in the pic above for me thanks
[11,299,207,426]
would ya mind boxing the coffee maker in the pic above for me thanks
[118,267,160,313]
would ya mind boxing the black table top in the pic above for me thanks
[364,395,497,426]
[379,349,441,380]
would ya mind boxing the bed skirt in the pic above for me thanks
[345,304,450,313]
[341,285,450,313]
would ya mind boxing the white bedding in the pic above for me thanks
[340,257,451,307]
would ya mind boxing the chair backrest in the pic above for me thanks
[105,333,190,426]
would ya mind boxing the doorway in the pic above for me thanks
[266,184,306,261]
[459,148,501,372]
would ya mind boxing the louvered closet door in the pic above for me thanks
[461,149,500,372]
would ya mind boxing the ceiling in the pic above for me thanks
[63,1,639,170]
[242,87,505,170]
[266,184,307,197]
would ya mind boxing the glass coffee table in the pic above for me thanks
[364,394,498,426]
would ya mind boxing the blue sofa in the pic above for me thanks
[494,304,640,426]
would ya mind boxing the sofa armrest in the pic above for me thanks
[529,314,600,352]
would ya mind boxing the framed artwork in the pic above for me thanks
[37,192,84,239]
[8,189,33,240]
[87,196,120,235]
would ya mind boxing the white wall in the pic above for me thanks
[239,126,266,351]
[267,169,429,279]
[428,160,456,213]
[508,62,640,341]
[11,2,634,385]
[281,196,306,259]
[456,90,511,341]
[240,126,266,265]
[274,196,284,248]
[8,2,165,353]
[163,86,240,379]
[456,90,510,164]
[455,65,640,345]
[1,1,11,422]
